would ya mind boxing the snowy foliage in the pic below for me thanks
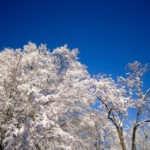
[0,43,95,150]
[0,43,149,150]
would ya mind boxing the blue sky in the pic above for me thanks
[0,0,150,83]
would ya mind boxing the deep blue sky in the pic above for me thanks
[0,0,150,82]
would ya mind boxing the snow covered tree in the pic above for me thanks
[94,61,150,150]
[0,42,149,150]
[0,43,95,150]
[79,110,121,150]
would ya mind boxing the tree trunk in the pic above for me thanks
[109,117,126,150]
[131,125,137,150]
[0,144,4,150]
[108,116,126,150]
[116,127,126,150]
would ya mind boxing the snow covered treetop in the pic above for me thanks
[0,42,95,149]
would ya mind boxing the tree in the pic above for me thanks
[0,43,149,150]
[94,61,150,150]
[79,110,121,150]
[0,43,95,149]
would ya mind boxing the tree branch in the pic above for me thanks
[143,88,150,101]
[135,119,150,128]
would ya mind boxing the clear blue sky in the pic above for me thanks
[0,0,150,81]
